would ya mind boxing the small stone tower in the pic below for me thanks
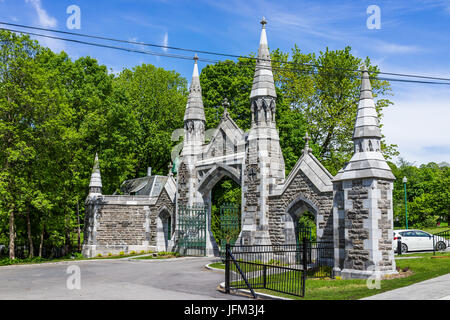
[333,65,397,279]
[178,55,206,207]
[82,153,103,257]
[239,17,286,246]
[88,153,102,196]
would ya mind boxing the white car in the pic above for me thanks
[393,229,447,253]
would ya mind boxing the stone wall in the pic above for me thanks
[343,179,371,271]
[269,170,333,245]
[82,189,175,257]
[377,180,395,272]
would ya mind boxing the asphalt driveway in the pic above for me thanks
[0,257,246,300]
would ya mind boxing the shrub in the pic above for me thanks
[119,251,125,256]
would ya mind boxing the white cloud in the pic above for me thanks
[382,84,450,165]
[374,41,423,54]
[162,32,169,52]
[25,0,65,52]
[25,0,57,28]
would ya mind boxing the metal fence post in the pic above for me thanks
[225,243,230,294]
[263,265,267,289]
[433,235,435,256]
[302,238,308,273]
[397,239,402,256]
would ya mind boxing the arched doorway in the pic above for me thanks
[156,208,173,252]
[210,177,241,256]
[197,164,243,256]
[284,195,320,245]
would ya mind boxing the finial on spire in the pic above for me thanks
[260,16,267,28]
[221,98,230,118]
[194,54,199,62]
[303,132,312,154]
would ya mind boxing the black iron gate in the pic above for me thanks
[176,205,207,256]
[224,240,334,298]
[219,202,241,259]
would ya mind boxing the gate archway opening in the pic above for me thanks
[284,196,320,245]
[209,176,241,255]
[156,208,173,252]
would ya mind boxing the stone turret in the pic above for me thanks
[239,18,286,247]
[88,153,102,195]
[332,65,397,279]
[250,16,277,127]
[334,65,395,182]
[178,55,206,207]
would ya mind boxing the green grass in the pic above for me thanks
[395,222,449,235]
[0,251,155,266]
[209,262,225,269]
[132,252,181,260]
[227,252,450,300]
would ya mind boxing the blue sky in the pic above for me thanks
[1,0,450,165]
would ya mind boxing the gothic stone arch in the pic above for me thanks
[268,154,334,246]
[156,206,173,252]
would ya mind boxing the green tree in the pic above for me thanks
[272,46,397,174]
[113,64,187,181]
[390,160,450,228]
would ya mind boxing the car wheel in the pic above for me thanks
[401,243,408,254]
[436,241,446,251]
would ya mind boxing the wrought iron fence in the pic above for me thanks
[224,240,334,298]
[176,205,207,256]
[433,229,450,254]
[219,202,241,259]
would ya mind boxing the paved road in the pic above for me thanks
[362,273,450,300]
[0,257,247,300]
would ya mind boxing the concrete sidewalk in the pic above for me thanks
[362,273,450,300]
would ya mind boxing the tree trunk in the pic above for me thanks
[26,207,34,258]
[39,223,45,258]
[9,204,15,260]
[77,201,81,252]
[65,213,71,255]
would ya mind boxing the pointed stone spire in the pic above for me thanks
[89,153,102,195]
[334,65,394,181]
[184,54,206,122]
[250,17,277,99]
[353,65,381,141]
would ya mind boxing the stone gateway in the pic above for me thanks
[82,18,397,279]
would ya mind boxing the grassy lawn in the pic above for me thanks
[132,252,181,260]
[0,251,156,266]
[223,251,450,300]
[396,222,449,235]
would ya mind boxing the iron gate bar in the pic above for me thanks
[225,244,257,299]
[176,204,207,256]
[219,202,241,259]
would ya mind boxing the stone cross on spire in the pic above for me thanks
[222,98,230,118]
[303,131,312,154]
[260,16,267,28]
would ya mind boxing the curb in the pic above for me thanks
[217,281,292,300]
[205,263,225,272]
